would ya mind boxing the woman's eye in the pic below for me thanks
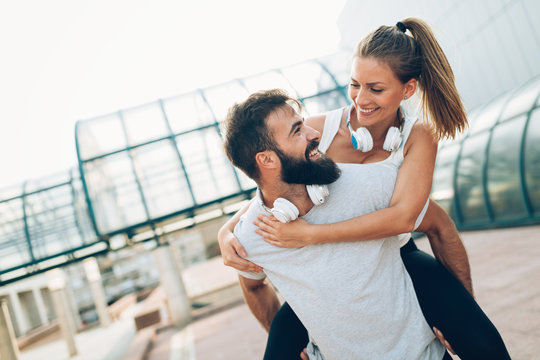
[371,88,383,93]
[349,83,360,88]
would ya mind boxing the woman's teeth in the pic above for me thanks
[358,107,377,113]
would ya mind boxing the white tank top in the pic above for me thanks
[319,107,429,246]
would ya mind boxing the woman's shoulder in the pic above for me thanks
[306,114,326,133]
[404,118,437,153]
[409,118,434,138]
[306,108,346,133]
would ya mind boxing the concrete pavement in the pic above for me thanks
[20,225,540,359]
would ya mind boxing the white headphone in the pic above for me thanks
[346,106,404,152]
[268,184,329,223]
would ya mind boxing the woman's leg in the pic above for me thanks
[263,302,308,360]
[400,238,511,360]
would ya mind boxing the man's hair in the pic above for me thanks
[223,89,302,182]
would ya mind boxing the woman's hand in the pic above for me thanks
[433,327,455,355]
[254,215,315,248]
[219,229,263,273]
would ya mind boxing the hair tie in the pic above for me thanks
[396,21,406,33]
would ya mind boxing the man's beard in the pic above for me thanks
[275,141,341,185]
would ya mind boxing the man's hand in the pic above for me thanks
[433,327,455,355]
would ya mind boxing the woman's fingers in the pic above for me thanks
[230,236,248,257]
[433,327,455,355]
[221,235,263,272]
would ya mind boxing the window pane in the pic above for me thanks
[76,113,127,160]
[83,153,148,234]
[122,103,169,146]
[302,90,348,115]
[0,198,29,271]
[26,185,83,258]
[242,71,296,95]
[486,116,527,219]
[432,144,460,218]
[131,140,194,219]
[281,62,336,98]
[524,108,540,214]
[500,77,540,121]
[468,92,511,135]
[456,133,490,223]
[163,93,215,134]
[176,127,243,204]
[317,51,352,87]
[204,83,249,122]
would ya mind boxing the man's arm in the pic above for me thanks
[238,275,281,332]
[416,200,474,296]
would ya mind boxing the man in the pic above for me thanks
[223,89,446,359]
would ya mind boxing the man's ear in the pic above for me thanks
[255,150,279,170]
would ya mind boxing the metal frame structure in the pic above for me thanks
[73,52,351,249]
[0,170,106,285]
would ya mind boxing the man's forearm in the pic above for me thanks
[425,227,474,296]
[239,276,281,331]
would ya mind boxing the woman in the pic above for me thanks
[219,18,510,359]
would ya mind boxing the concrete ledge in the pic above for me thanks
[121,326,156,360]
[134,287,166,331]
[17,320,59,350]
[109,293,137,321]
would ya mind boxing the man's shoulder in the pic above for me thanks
[234,199,265,240]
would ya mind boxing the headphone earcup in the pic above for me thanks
[271,198,299,223]
[306,184,329,205]
[350,127,373,152]
[383,126,403,152]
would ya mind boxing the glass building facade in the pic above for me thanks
[433,75,540,229]
[0,171,103,284]
[74,52,351,245]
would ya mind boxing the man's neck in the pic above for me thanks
[259,180,314,216]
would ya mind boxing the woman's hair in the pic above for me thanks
[354,17,467,140]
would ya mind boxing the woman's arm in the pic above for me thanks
[218,198,263,273]
[255,122,437,247]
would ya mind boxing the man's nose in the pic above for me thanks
[306,127,321,142]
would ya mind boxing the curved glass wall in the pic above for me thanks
[433,75,540,229]
[75,52,351,242]
[0,170,102,285]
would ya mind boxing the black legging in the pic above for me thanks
[263,239,511,360]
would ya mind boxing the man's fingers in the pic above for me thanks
[300,348,309,360]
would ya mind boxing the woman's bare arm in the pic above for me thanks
[256,122,437,247]
[218,198,263,273]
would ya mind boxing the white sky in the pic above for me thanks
[0,0,347,190]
